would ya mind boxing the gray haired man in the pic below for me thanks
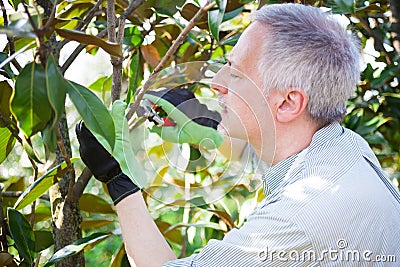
[77,3,400,266]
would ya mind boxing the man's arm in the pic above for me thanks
[116,193,176,267]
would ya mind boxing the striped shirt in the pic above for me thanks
[163,122,400,266]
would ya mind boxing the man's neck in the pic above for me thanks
[253,120,318,166]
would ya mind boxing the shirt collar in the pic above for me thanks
[262,152,299,196]
[261,122,344,196]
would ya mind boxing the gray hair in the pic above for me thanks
[251,4,361,126]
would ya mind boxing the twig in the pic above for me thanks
[128,116,147,131]
[56,128,76,203]
[107,0,123,102]
[77,0,105,31]
[29,201,36,227]
[125,1,217,120]
[42,0,58,31]
[61,0,144,74]
[23,3,39,33]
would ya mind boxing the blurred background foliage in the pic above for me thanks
[0,0,398,266]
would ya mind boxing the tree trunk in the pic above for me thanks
[49,115,84,267]
[389,0,400,53]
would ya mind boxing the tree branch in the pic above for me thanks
[107,0,123,102]
[72,167,92,202]
[356,15,392,65]
[61,0,144,75]
[125,1,217,120]
[56,128,76,203]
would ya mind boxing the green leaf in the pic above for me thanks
[88,76,109,92]
[14,158,79,210]
[222,6,243,22]
[333,0,355,14]
[0,81,13,127]
[208,0,227,41]
[21,138,43,164]
[11,62,52,137]
[220,33,241,46]
[7,208,36,264]
[110,244,130,267]
[34,231,54,252]
[355,116,391,136]
[127,52,143,103]
[0,52,14,78]
[123,26,143,46]
[44,233,110,267]
[79,193,115,214]
[92,101,147,187]
[0,127,15,164]
[45,55,67,130]
[110,101,147,187]
[66,80,115,151]
[81,219,114,230]
[55,28,123,58]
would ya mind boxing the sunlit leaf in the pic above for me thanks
[11,62,52,137]
[110,244,130,267]
[66,80,115,151]
[0,127,15,164]
[55,29,122,58]
[44,233,111,267]
[208,0,227,41]
[110,100,147,187]
[0,81,13,127]
[156,221,183,244]
[14,158,79,210]
[79,193,115,214]
[7,208,36,264]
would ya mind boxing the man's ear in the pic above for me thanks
[276,89,308,123]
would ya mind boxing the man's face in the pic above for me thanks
[211,22,275,148]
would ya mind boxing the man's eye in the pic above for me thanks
[230,72,240,78]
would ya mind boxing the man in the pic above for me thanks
[76,3,400,266]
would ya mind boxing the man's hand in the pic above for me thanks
[76,121,140,204]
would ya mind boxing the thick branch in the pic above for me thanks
[72,167,92,202]
[126,1,217,120]
[107,0,122,102]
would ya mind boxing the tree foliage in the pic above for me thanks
[0,0,398,266]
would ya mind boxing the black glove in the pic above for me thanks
[75,121,140,205]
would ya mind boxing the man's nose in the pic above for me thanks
[210,65,229,94]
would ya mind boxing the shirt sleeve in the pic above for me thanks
[162,204,315,267]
